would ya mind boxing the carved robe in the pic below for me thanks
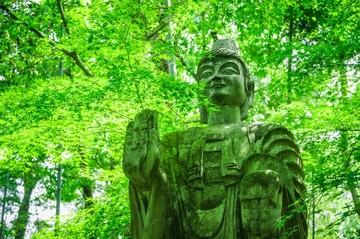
[127,123,307,239]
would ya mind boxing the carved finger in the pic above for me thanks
[149,127,159,143]
[148,110,158,130]
[148,111,159,138]
[137,130,149,145]
[133,110,150,143]
[134,110,147,131]
[143,137,160,179]
[125,121,134,146]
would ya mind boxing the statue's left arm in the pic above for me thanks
[241,124,308,239]
[122,110,170,239]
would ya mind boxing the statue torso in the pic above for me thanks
[162,123,255,238]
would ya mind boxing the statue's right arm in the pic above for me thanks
[122,110,161,190]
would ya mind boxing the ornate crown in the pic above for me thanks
[209,39,240,59]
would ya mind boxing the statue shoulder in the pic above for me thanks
[249,122,305,184]
[248,123,302,165]
[247,123,298,152]
[162,127,203,147]
[248,123,295,143]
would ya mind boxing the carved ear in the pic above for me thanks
[200,106,208,124]
[240,80,255,120]
[247,80,255,107]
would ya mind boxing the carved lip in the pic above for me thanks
[210,83,226,89]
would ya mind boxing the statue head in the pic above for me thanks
[196,39,254,123]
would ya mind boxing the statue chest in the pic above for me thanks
[176,124,252,208]
[170,124,253,238]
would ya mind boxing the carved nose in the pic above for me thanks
[212,76,222,82]
[211,76,225,85]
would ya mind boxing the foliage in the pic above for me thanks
[0,0,359,238]
[32,168,131,239]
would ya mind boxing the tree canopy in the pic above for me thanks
[0,0,359,238]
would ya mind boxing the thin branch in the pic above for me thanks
[0,4,93,77]
[164,101,189,129]
[66,51,93,77]
[145,18,171,40]
[343,144,360,218]
[337,128,360,132]
[145,0,188,40]
[344,147,355,169]
[123,23,144,110]
[177,53,197,79]
[57,0,70,35]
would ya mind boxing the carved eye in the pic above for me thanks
[222,68,238,75]
[201,71,213,79]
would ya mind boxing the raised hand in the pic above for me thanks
[123,110,160,190]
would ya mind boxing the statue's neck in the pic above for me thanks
[207,105,241,126]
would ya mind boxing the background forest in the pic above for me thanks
[0,0,359,238]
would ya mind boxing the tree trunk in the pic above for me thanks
[13,177,37,239]
[55,164,62,235]
[339,63,348,99]
[286,8,294,104]
[82,183,94,239]
[0,170,9,239]
[164,0,176,77]
[82,184,93,209]
[312,192,315,239]
[338,65,359,218]
[350,188,360,218]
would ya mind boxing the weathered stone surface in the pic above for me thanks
[123,39,308,239]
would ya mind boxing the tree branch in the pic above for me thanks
[57,0,70,35]
[66,50,93,77]
[337,128,360,132]
[145,0,190,41]
[145,18,171,40]
[0,4,93,77]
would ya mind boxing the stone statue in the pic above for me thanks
[123,39,307,239]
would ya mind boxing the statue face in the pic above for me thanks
[198,57,246,106]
